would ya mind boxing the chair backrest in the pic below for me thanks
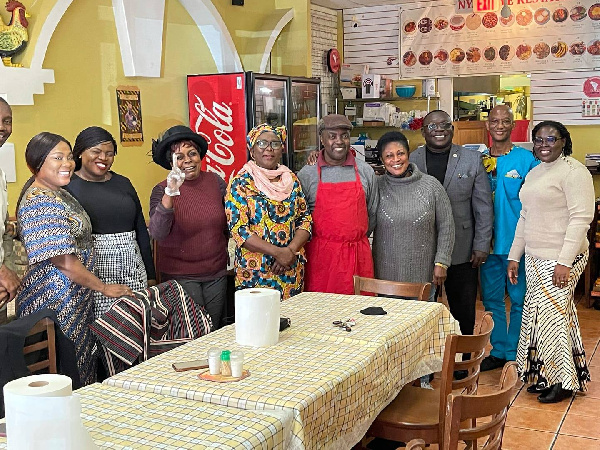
[406,439,426,450]
[437,312,494,443]
[442,362,519,450]
[24,317,57,374]
[353,275,432,301]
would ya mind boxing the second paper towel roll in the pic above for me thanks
[235,288,280,347]
[4,374,97,450]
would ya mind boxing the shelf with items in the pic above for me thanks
[340,96,440,102]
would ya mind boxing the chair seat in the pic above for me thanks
[377,385,440,429]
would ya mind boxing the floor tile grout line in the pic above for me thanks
[548,386,581,448]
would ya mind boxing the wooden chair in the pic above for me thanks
[406,440,426,450]
[365,312,494,449]
[353,275,432,301]
[23,317,57,374]
[443,362,519,450]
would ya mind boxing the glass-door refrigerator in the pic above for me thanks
[290,77,320,172]
[187,72,320,183]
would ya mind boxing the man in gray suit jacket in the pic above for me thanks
[410,110,493,338]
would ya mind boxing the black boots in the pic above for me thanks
[537,383,573,403]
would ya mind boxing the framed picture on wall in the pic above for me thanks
[116,86,143,145]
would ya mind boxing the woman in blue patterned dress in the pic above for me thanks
[225,124,312,299]
[15,132,132,385]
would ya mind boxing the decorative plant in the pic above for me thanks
[515,94,528,119]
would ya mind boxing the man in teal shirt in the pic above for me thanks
[480,105,539,371]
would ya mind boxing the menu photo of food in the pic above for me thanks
[552,7,569,23]
[589,39,600,55]
[483,46,497,61]
[403,51,417,66]
[551,41,569,57]
[534,8,551,25]
[449,15,465,31]
[570,40,587,55]
[400,1,600,77]
[434,48,449,64]
[516,9,533,26]
[466,13,482,30]
[450,47,466,63]
[499,44,514,61]
[500,13,515,26]
[419,17,433,33]
[419,50,434,65]
[533,42,551,59]
[482,12,499,28]
[516,43,532,60]
[404,20,417,34]
[571,5,587,21]
[434,17,448,31]
[466,46,482,62]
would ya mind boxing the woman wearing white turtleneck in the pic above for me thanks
[508,120,594,404]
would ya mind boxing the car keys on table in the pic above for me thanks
[332,318,356,332]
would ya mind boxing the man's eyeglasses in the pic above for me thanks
[255,140,283,150]
[533,136,562,146]
[425,121,453,132]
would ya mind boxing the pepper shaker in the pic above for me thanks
[220,350,232,376]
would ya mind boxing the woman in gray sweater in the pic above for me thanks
[372,132,454,300]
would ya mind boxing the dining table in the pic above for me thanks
[0,383,292,449]
[103,292,461,449]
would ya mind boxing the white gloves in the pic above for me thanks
[165,153,185,196]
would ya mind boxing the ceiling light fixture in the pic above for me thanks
[501,0,512,18]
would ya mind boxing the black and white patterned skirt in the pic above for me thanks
[517,251,590,391]
[92,231,148,319]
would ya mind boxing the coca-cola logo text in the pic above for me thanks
[193,95,238,180]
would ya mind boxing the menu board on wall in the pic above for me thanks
[400,1,600,77]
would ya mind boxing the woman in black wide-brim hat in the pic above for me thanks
[149,125,229,328]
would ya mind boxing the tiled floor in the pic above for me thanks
[494,293,600,449]
[368,293,600,450]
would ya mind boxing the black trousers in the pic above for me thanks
[176,276,228,330]
[445,261,478,336]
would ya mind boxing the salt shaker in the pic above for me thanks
[220,350,232,376]
[230,350,244,378]
[207,347,221,375]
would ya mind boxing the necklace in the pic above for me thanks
[76,171,110,182]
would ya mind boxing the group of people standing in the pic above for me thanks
[0,94,594,403]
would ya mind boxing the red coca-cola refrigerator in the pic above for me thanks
[187,72,320,183]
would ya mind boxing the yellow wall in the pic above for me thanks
[4,0,310,216]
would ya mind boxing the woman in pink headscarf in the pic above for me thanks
[225,124,312,299]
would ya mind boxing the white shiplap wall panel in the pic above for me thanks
[311,5,338,113]
[343,35,398,46]
[343,5,400,77]
[531,71,600,125]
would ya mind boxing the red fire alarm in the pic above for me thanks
[327,48,341,73]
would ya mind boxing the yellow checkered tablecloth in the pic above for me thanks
[0,383,289,450]
[104,292,460,450]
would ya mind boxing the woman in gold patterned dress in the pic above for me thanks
[225,124,312,299]
[15,132,131,385]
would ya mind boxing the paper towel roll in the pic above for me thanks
[4,375,97,450]
[235,288,280,347]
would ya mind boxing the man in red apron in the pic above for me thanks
[297,114,378,294]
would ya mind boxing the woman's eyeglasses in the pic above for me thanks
[533,136,562,146]
[425,121,453,132]
[255,140,283,150]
